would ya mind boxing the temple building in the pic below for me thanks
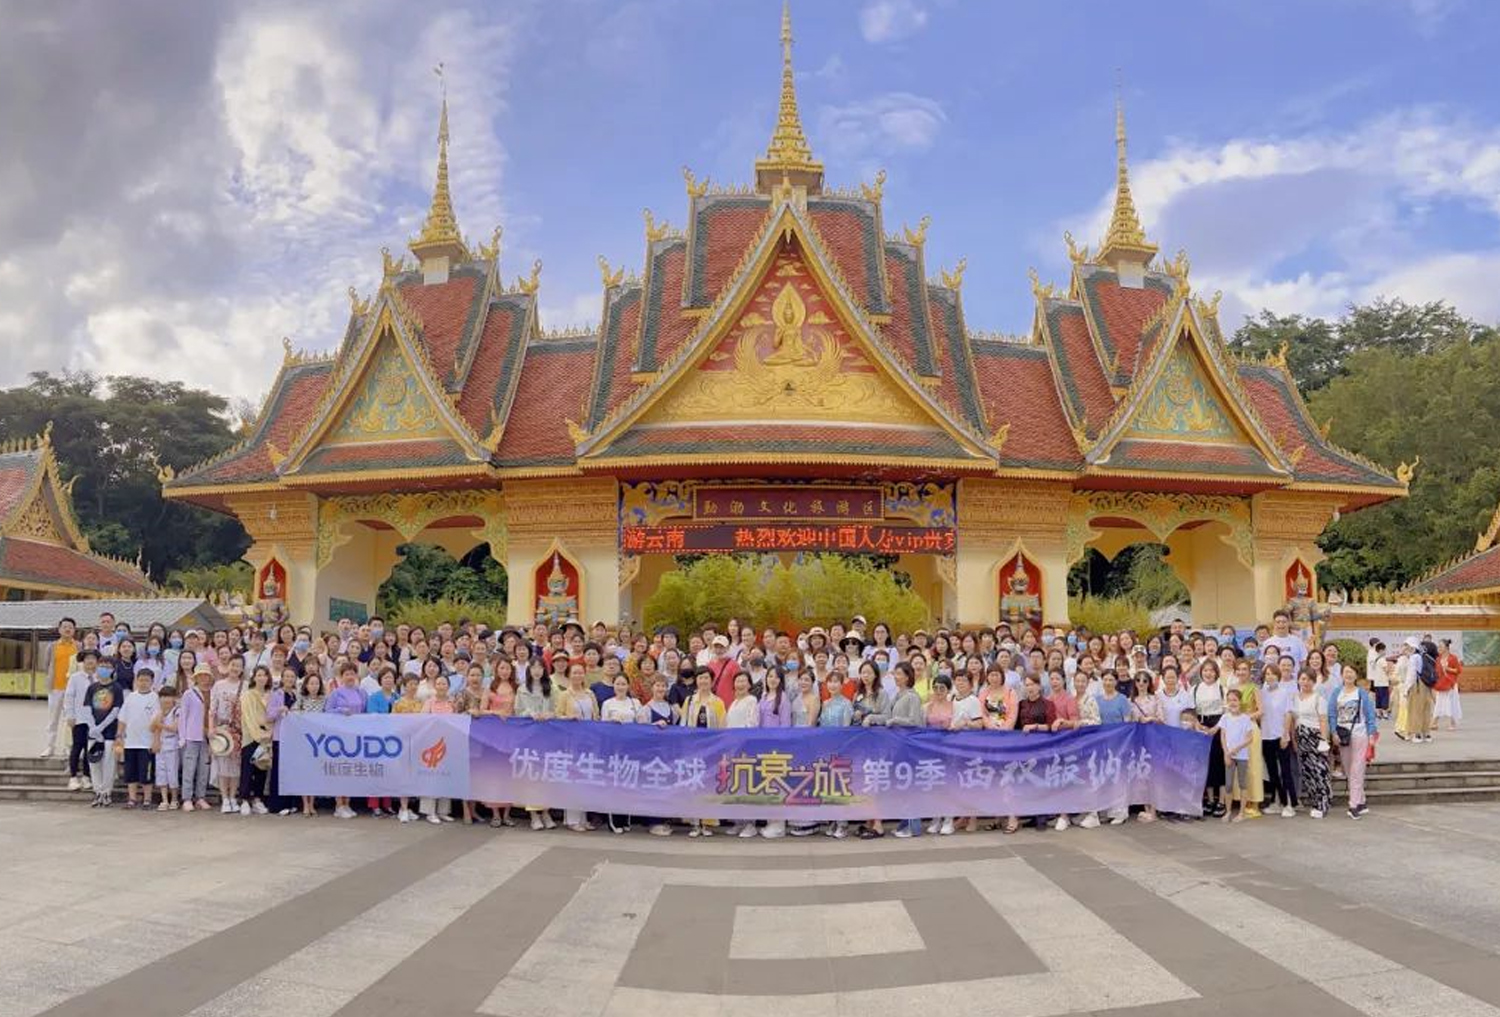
[163,5,1407,630]
[0,427,154,600]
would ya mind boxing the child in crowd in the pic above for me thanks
[1218,689,1255,823]
[64,650,97,792]
[151,685,180,811]
[117,668,159,809]
[83,656,124,807]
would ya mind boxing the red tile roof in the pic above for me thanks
[1098,439,1284,478]
[0,537,153,594]
[0,453,43,521]
[880,246,934,375]
[399,270,482,387]
[1078,266,1173,385]
[1238,364,1398,488]
[294,439,475,475]
[593,285,644,427]
[1410,546,1500,594]
[1046,300,1116,433]
[971,342,1082,471]
[496,338,597,467]
[589,421,986,465]
[456,297,529,436]
[169,361,335,487]
[808,199,887,313]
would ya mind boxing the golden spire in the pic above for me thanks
[1097,89,1158,269]
[755,1,823,193]
[409,64,468,264]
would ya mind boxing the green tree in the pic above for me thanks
[1308,336,1500,588]
[0,371,249,579]
[376,543,506,615]
[1228,298,1491,393]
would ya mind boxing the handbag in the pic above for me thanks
[252,742,273,771]
[1335,723,1352,747]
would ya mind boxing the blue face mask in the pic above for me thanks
[169,637,183,649]
[147,646,160,656]
[98,666,114,680]
[294,639,311,653]
[1245,648,1259,661]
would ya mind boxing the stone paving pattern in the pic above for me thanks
[4,797,1500,1017]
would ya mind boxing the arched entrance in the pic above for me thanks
[309,493,507,628]
[1067,492,1257,628]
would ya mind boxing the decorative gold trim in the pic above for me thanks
[579,451,994,471]
[1096,92,1158,265]
[408,67,470,263]
[282,463,500,487]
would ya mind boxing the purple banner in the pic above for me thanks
[470,719,1211,820]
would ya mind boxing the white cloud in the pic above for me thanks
[819,92,946,170]
[1060,107,1500,329]
[858,0,929,44]
[0,1,522,404]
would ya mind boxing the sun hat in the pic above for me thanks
[208,731,233,757]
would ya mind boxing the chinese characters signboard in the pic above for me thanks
[620,522,956,555]
[693,485,882,521]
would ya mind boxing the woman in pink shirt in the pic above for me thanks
[1047,669,1078,729]
[482,664,517,828]
[419,675,455,825]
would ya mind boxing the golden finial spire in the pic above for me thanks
[409,63,468,265]
[1097,84,1158,270]
[755,1,823,194]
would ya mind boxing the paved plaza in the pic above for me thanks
[2,793,1500,1017]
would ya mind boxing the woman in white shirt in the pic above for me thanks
[1155,668,1194,729]
[1293,668,1332,818]
[1193,660,1226,729]
[600,675,638,834]
[724,672,761,838]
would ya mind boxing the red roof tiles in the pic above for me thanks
[399,271,481,385]
[972,344,1081,471]
[496,339,597,466]
[0,537,153,594]
[0,455,42,520]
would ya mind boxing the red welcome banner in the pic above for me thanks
[620,522,956,554]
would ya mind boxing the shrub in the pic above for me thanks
[1328,638,1366,680]
[163,561,253,597]
[642,554,931,635]
[385,596,507,633]
[1066,595,1156,639]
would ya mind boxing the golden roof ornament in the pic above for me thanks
[860,168,887,203]
[902,215,931,248]
[408,64,469,264]
[989,421,1011,451]
[754,1,824,193]
[1064,230,1090,265]
[1097,91,1159,268]
[939,257,967,292]
[1397,456,1420,485]
[643,209,670,242]
[1028,267,1058,301]
[1266,341,1289,369]
[598,255,625,288]
[517,258,542,295]
[477,225,502,263]
[682,166,709,199]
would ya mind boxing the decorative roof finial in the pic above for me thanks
[755,1,823,194]
[1097,80,1158,270]
[409,63,468,265]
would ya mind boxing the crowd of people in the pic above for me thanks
[35,607,1458,834]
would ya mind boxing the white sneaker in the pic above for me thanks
[1079,813,1101,829]
[831,823,848,840]
[939,819,955,836]
[39,747,53,759]
[759,823,784,839]
[1310,809,1325,819]
[893,827,913,838]
[398,809,413,823]
[542,813,557,829]
[1280,806,1295,818]
[530,813,545,831]
[220,801,234,814]
[738,824,758,838]
[67,776,81,791]
[1054,815,1070,831]
[649,823,673,837]
[252,800,269,815]
[239,801,251,816]
[926,819,941,834]
[80,778,92,791]
[425,813,441,824]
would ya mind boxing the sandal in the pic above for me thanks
[1003,819,1020,835]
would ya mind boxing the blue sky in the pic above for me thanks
[3,0,1500,405]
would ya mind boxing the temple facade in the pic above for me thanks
[0,427,154,600]
[163,6,1407,630]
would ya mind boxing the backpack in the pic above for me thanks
[1417,652,1439,688]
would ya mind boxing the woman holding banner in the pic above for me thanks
[681,668,726,837]
[555,663,601,832]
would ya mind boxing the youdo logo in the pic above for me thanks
[305,733,403,759]
[420,738,448,769]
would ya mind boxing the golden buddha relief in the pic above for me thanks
[650,255,927,425]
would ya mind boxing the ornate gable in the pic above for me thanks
[280,297,491,479]
[1087,301,1290,482]
[576,204,992,470]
